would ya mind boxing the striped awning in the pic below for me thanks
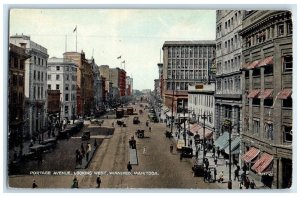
[214,132,229,150]
[198,127,213,140]
[251,153,273,174]
[257,56,273,67]
[277,88,292,99]
[248,60,260,69]
[247,89,261,98]
[224,137,240,155]
[190,123,201,134]
[258,89,273,99]
[243,62,251,69]
[241,147,260,163]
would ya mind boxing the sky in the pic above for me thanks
[9,9,216,90]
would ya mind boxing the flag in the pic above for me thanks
[117,56,121,59]
[122,60,125,63]
[73,26,77,33]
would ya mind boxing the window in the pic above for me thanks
[38,71,40,80]
[65,106,69,115]
[283,56,293,72]
[264,65,273,75]
[34,56,36,64]
[42,59,44,66]
[283,97,292,108]
[41,87,43,99]
[38,87,40,99]
[65,85,69,91]
[48,74,51,80]
[225,21,227,29]
[33,70,36,80]
[38,58,40,65]
[33,86,36,99]
[41,72,43,81]
[287,21,293,35]
[56,74,60,80]
[48,84,51,90]
[14,58,18,68]
[264,123,274,140]
[65,94,69,101]
[278,24,284,36]
[252,69,260,76]
[252,98,260,105]
[264,99,273,107]
[56,66,60,71]
[283,125,292,142]
[253,120,260,133]
[56,84,60,90]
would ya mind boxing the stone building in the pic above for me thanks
[47,57,77,120]
[63,51,94,117]
[162,41,216,125]
[8,43,30,149]
[239,10,293,188]
[215,10,245,138]
[10,35,49,138]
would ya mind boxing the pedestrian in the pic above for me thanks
[86,143,91,162]
[214,156,218,165]
[207,170,212,183]
[149,127,151,132]
[96,175,101,188]
[189,139,193,147]
[143,146,146,155]
[212,146,216,157]
[234,168,240,181]
[203,168,207,182]
[170,144,173,153]
[205,159,209,170]
[32,179,38,188]
[218,171,224,183]
[217,147,221,158]
[244,176,250,189]
[127,161,132,172]
[250,179,256,189]
[72,176,79,188]
[214,167,217,182]
[81,143,85,157]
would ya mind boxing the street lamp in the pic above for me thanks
[222,119,236,189]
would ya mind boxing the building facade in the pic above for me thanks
[89,58,103,113]
[9,43,30,149]
[162,41,216,121]
[188,83,215,133]
[10,35,49,138]
[63,51,94,117]
[47,57,77,121]
[157,63,163,99]
[126,76,133,96]
[109,67,126,97]
[239,10,293,189]
[215,10,245,138]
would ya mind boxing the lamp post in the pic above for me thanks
[198,112,212,164]
[223,119,233,189]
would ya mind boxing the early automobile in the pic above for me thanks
[135,129,145,138]
[180,146,193,159]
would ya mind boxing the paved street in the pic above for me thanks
[8,103,219,189]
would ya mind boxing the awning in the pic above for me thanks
[214,132,229,150]
[241,147,260,163]
[248,60,260,69]
[277,88,292,99]
[189,123,201,134]
[251,153,273,174]
[258,89,273,99]
[257,56,273,67]
[243,62,251,69]
[198,127,213,140]
[231,147,240,155]
[224,137,240,155]
[247,89,260,98]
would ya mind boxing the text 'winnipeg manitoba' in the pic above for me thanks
[29,171,159,176]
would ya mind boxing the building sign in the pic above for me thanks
[47,90,61,113]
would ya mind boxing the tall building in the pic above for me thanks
[215,11,245,139]
[99,65,110,104]
[8,43,30,149]
[157,63,163,99]
[47,57,77,120]
[10,35,49,138]
[109,67,126,97]
[63,51,94,117]
[126,76,133,96]
[239,10,293,188]
[89,58,103,113]
[162,41,216,122]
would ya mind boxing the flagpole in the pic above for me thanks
[76,26,77,52]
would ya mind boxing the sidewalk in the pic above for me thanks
[169,127,265,190]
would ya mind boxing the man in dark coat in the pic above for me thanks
[127,161,132,172]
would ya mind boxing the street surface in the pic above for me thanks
[8,102,219,189]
